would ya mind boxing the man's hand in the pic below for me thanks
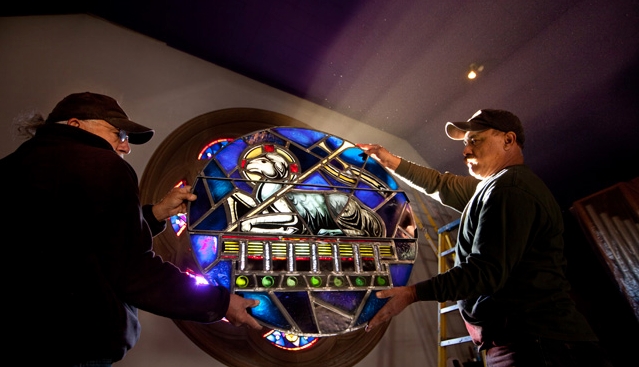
[151,185,197,221]
[356,143,402,171]
[365,285,417,332]
[224,294,263,330]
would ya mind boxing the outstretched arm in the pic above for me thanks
[356,143,402,171]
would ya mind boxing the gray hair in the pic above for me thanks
[12,110,46,140]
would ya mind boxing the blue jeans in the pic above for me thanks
[485,337,613,367]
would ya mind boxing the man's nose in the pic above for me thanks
[462,144,473,156]
[117,140,131,155]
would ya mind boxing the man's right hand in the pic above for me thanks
[356,143,402,171]
[365,285,418,332]
[152,185,197,221]
[224,294,263,330]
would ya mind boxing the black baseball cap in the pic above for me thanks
[45,92,154,145]
[445,109,525,148]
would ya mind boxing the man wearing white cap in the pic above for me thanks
[358,109,611,366]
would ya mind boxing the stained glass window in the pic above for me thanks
[187,127,418,337]
[169,139,233,236]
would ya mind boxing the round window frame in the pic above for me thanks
[140,108,390,367]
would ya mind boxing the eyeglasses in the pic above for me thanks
[117,129,129,143]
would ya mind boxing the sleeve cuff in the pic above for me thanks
[414,279,436,301]
[142,204,167,237]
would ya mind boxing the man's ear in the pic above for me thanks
[504,131,516,147]
[66,118,81,127]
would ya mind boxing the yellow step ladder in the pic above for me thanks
[409,188,484,366]
[437,218,481,367]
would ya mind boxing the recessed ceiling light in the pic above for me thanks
[468,63,484,79]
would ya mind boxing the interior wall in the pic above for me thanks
[0,14,459,367]
[0,14,428,174]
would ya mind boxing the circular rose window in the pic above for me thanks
[140,108,417,367]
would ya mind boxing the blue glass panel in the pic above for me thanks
[191,234,219,270]
[193,206,228,231]
[310,146,328,158]
[338,147,367,169]
[265,331,287,347]
[354,181,385,209]
[207,178,234,203]
[170,213,187,234]
[240,292,291,329]
[189,180,211,224]
[203,156,225,178]
[205,260,232,288]
[289,144,320,172]
[325,135,344,150]
[355,291,388,326]
[274,127,326,148]
[389,263,413,286]
[312,291,365,313]
[275,291,318,334]
[217,139,247,172]
[297,171,330,191]
[230,170,253,193]
[364,159,399,190]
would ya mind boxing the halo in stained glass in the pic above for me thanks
[187,126,418,336]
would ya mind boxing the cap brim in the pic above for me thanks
[445,121,488,140]
[106,118,154,145]
[127,130,154,145]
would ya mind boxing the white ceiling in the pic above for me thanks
[7,0,639,208]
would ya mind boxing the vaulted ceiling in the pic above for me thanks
[7,0,639,208]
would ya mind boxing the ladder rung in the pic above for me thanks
[440,303,459,314]
[441,335,473,346]
[437,218,461,233]
[437,216,470,367]
[439,248,455,257]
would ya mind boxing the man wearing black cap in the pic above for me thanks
[0,92,262,366]
[358,109,611,366]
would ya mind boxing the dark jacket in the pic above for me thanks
[1,123,230,364]
[394,160,597,348]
